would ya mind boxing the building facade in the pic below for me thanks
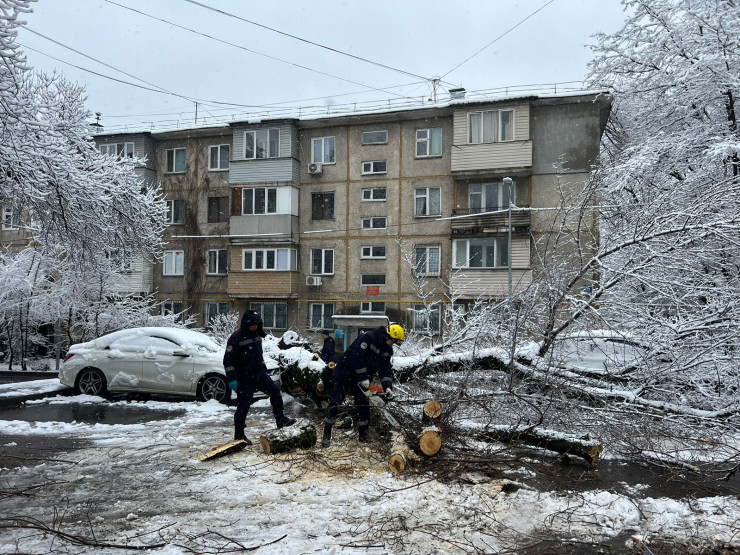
[82,91,611,347]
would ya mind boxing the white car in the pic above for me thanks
[60,327,278,402]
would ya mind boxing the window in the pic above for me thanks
[161,301,185,322]
[414,245,441,276]
[310,303,334,329]
[362,160,387,175]
[361,188,386,201]
[412,303,441,335]
[165,199,185,224]
[209,144,230,170]
[166,148,186,173]
[361,245,386,259]
[207,249,227,275]
[361,130,387,145]
[453,237,509,268]
[312,192,335,220]
[245,128,279,159]
[206,302,229,328]
[311,136,335,164]
[414,187,441,217]
[2,206,19,230]
[251,302,287,329]
[360,302,386,313]
[468,181,515,213]
[163,250,184,276]
[361,217,387,229]
[100,142,134,159]
[208,197,229,223]
[361,274,386,286]
[311,248,334,275]
[468,109,514,144]
[242,187,277,215]
[106,249,132,273]
[242,248,297,271]
[416,128,442,157]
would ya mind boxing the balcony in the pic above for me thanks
[230,214,297,239]
[227,271,301,298]
[449,268,532,299]
[449,206,531,232]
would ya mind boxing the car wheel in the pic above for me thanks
[75,367,107,397]
[198,374,228,403]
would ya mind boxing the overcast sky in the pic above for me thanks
[17,0,628,133]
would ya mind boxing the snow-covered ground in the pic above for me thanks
[1,386,738,554]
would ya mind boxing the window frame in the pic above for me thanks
[310,248,335,275]
[310,302,334,330]
[163,250,184,276]
[361,217,387,230]
[165,147,186,173]
[250,301,287,329]
[360,301,386,313]
[2,206,19,230]
[361,187,386,202]
[452,237,509,269]
[207,196,229,223]
[361,130,388,145]
[415,127,442,158]
[468,109,515,144]
[244,128,280,159]
[242,187,278,215]
[205,301,229,328]
[414,245,441,276]
[360,273,386,286]
[468,181,516,214]
[209,144,230,171]
[414,187,442,217]
[241,248,297,271]
[311,191,335,220]
[361,160,387,175]
[360,245,386,259]
[206,249,228,275]
[165,199,185,224]
[161,300,185,322]
[100,142,134,159]
[412,303,441,335]
[311,136,336,164]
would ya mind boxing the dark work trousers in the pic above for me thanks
[324,365,370,427]
[234,371,284,428]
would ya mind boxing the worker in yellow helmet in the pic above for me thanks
[321,323,404,447]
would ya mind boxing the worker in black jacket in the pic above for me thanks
[322,324,404,447]
[223,310,295,443]
[319,330,335,364]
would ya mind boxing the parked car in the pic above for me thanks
[59,327,278,402]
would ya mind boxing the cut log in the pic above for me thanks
[260,424,317,455]
[419,427,442,456]
[477,426,603,466]
[388,431,419,474]
[198,439,249,462]
[423,400,443,422]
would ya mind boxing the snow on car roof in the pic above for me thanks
[69,327,222,353]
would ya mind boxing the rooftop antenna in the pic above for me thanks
[89,112,103,130]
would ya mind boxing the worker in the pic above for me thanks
[321,324,404,447]
[223,310,295,444]
[319,329,335,364]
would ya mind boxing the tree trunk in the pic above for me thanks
[477,425,603,466]
[388,431,419,474]
[418,427,442,456]
[260,424,317,455]
[198,439,249,462]
[422,400,443,423]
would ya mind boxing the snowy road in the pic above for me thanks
[1,391,739,554]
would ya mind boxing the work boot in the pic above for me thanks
[321,424,332,448]
[358,425,370,443]
[234,426,252,445]
[276,416,296,429]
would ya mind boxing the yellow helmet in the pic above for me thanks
[386,324,405,345]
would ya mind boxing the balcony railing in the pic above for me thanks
[449,206,531,231]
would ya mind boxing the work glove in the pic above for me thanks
[358,379,373,398]
[228,380,238,391]
[384,387,394,400]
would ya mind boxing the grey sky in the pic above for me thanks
[18,0,627,132]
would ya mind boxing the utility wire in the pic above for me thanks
[104,0,416,100]
[441,0,556,79]
[183,0,431,83]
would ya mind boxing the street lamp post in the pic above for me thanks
[503,177,514,300]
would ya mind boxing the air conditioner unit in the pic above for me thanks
[308,163,323,175]
[306,275,322,286]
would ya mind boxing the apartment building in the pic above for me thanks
[82,90,611,347]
